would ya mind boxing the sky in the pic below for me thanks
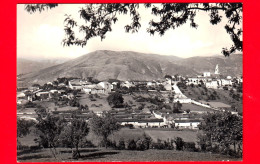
[17,4,239,60]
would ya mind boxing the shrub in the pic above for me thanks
[142,133,152,149]
[151,142,165,149]
[136,139,146,151]
[117,139,126,150]
[174,137,185,150]
[184,142,196,151]
[127,139,136,150]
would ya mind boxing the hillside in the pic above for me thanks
[17,58,68,75]
[18,50,242,86]
[179,54,242,76]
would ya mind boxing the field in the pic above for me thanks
[78,93,111,112]
[181,103,214,112]
[17,147,241,162]
[181,86,242,113]
[144,129,198,142]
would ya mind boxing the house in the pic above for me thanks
[98,82,113,93]
[68,79,89,90]
[36,92,50,100]
[205,80,219,89]
[90,85,106,94]
[121,81,135,88]
[220,79,232,86]
[118,118,165,128]
[203,72,211,77]
[174,119,201,129]
[162,78,172,91]
[58,83,66,87]
[187,77,212,85]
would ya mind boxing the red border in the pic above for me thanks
[1,0,259,164]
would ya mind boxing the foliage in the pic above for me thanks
[25,3,242,56]
[34,114,66,158]
[59,116,89,159]
[89,113,120,148]
[17,118,35,149]
[164,74,172,79]
[127,139,137,150]
[198,112,242,157]
[117,138,126,150]
[24,101,37,108]
[174,137,185,150]
[173,101,182,113]
[17,119,35,138]
[107,92,124,108]
[184,142,196,151]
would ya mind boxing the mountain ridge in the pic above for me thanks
[17,50,242,86]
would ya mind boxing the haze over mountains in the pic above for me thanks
[17,50,242,86]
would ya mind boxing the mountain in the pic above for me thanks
[18,50,242,86]
[178,54,242,76]
[17,58,68,75]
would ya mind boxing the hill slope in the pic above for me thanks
[18,50,242,86]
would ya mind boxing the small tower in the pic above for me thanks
[215,64,219,74]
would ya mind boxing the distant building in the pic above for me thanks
[68,79,89,90]
[205,80,219,89]
[215,64,220,74]
[121,81,135,88]
[203,72,211,77]
[174,119,201,129]
[162,78,172,91]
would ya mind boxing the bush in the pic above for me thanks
[117,139,126,150]
[127,139,136,150]
[174,137,185,150]
[151,142,165,149]
[184,142,196,151]
[136,139,146,151]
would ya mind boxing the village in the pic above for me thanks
[17,64,243,130]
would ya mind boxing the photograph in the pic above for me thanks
[16,3,243,162]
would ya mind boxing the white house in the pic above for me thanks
[205,80,219,89]
[203,72,211,77]
[220,79,232,86]
[174,119,201,129]
[121,81,135,88]
[98,82,113,93]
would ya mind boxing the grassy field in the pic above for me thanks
[78,93,111,112]
[182,103,214,112]
[17,147,241,162]
[144,129,198,142]
[181,86,242,113]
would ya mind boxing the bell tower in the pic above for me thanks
[215,64,219,74]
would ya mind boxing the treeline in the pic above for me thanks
[17,111,242,159]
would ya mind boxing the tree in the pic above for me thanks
[107,92,124,108]
[174,137,185,150]
[35,114,65,158]
[17,118,35,149]
[164,74,172,79]
[59,115,89,159]
[89,113,120,148]
[173,101,182,113]
[25,3,242,56]
[198,112,242,157]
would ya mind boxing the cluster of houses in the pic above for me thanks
[69,79,113,94]
[186,65,242,89]
[17,64,241,129]
[106,108,203,129]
